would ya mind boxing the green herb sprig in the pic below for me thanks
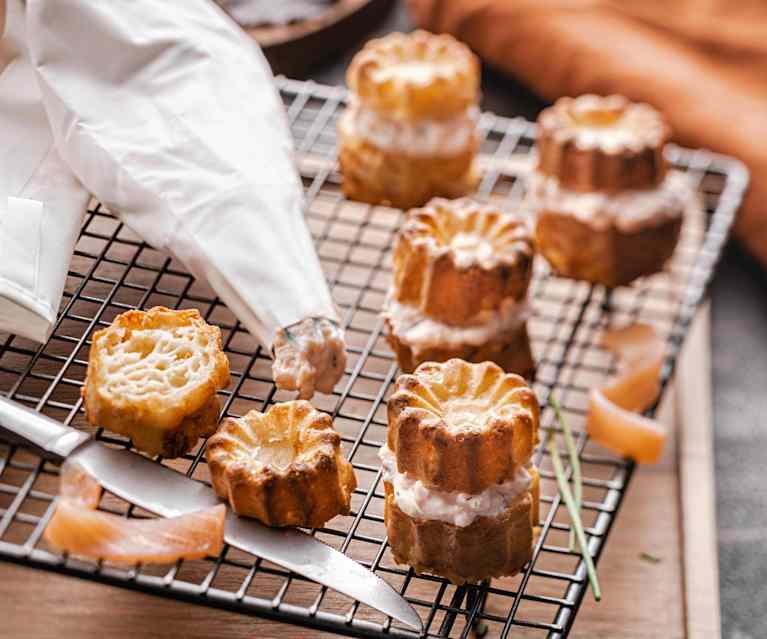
[639,552,662,564]
[547,427,601,601]
[550,397,582,552]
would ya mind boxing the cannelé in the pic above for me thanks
[381,359,540,584]
[82,307,230,458]
[339,30,481,208]
[531,95,687,287]
[383,197,535,376]
[206,401,356,528]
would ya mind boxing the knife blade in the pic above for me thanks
[0,397,421,631]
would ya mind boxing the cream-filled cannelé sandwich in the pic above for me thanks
[339,30,481,209]
[531,95,686,287]
[381,359,540,584]
[383,198,535,376]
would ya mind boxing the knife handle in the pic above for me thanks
[0,397,91,462]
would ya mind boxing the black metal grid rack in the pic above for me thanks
[0,77,749,638]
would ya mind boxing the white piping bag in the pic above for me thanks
[26,0,345,398]
[0,0,88,344]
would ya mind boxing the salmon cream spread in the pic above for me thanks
[272,317,347,399]
[379,445,531,527]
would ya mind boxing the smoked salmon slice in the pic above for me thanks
[600,323,665,412]
[45,500,226,565]
[601,323,661,365]
[587,389,665,464]
[587,323,667,463]
[47,462,225,564]
[59,461,103,509]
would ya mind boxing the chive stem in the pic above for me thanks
[547,431,601,601]
[550,396,582,552]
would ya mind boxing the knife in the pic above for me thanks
[0,397,421,631]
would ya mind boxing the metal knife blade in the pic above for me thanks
[0,398,421,631]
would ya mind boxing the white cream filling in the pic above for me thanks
[340,99,479,156]
[527,170,690,232]
[383,296,530,357]
[379,445,531,527]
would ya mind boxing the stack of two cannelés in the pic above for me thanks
[381,359,540,584]
[532,95,688,287]
[339,30,481,209]
[383,198,536,378]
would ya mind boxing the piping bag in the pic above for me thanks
[26,0,345,398]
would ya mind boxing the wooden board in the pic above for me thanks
[677,305,722,639]
[223,0,395,77]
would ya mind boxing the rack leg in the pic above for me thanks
[438,586,467,637]
[468,582,490,638]
[602,286,614,315]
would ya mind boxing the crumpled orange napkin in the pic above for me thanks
[408,0,767,266]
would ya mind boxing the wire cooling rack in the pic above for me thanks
[0,77,749,638]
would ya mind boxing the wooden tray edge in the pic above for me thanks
[676,304,722,639]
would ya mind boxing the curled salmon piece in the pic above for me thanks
[601,323,665,412]
[587,323,666,463]
[60,461,103,509]
[601,323,661,364]
[587,389,665,464]
[45,501,226,565]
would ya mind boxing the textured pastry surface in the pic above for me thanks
[532,171,689,287]
[338,126,478,209]
[384,466,540,584]
[82,307,230,458]
[536,205,683,287]
[346,30,480,121]
[390,198,534,324]
[537,94,669,193]
[206,401,356,528]
[387,359,539,494]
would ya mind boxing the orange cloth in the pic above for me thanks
[408,0,767,265]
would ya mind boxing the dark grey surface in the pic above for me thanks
[712,247,767,639]
[296,3,767,637]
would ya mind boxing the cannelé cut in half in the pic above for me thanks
[338,30,481,208]
[82,307,230,458]
[206,401,356,528]
[381,359,540,584]
[383,197,535,376]
[531,95,688,287]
